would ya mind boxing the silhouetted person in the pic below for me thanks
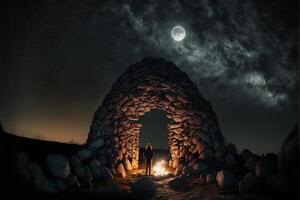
[143,143,154,175]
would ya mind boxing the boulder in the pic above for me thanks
[225,153,238,168]
[89,159,101,169]
[96,183,120,194]
[16,151,31,182]
[131,159,139,169]
[56,179,66,191]
[99,166,114,181]
[245,156,259,171]
[192,136,199,145]
[75,165,92,181]
[279,124,299,183]
[89,138,105,148]
[116,163,126,177]
[168,177,187,189]
[168,159,173,168]
[182,165,193,176]
[213,140,222,150]
[214,150,225,158]
[124,159,133,171]
[89,159,102,180]
[199,148,214,160]
[46,155,70,179]
[66,174,81,189]
[241,149,253,162]
[216,170,238,188]
[29,162,57,193]
[266,173,289,195]
[206,171,217,184]
[70,155,82,166]
[264,153,278,172]
[255,158,273,179]
[77,149,92,161]
[172,159,179,168]
[131,177,156,198]
[192,161,208,174]
[174,164,183,176]
[238,173,258,193]
[226,143,237,155]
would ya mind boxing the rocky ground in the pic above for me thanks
[117,170,271,200]
[0,123,298,200]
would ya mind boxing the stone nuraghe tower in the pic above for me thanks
[85,57,225,175]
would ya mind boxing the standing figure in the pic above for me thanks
[143,143,154,175]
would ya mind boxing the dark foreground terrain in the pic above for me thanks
[0,125,298,200]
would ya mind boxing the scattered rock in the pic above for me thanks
[56,179,66,191]
[245,156,259,171]
[192,160,208,173]
[241,149,253,162]
[214,150,225,158]
[199,148,214,159]
[74,165,92,182]
[116,163,126,178]
[66,174,80,189]
[132,160,139,169]
[216,170,238,188]
[172,159,179,168]
[124,159,132,171]
[96,183,120,194]
[182,165,193,176]
[264,153,278,172]
[70,155,82,166]
[266,173,289,195]
[213,140,223,151]
[206,171,217,184]
[226,143,237,155]
[99,166,114,181]
[89,159,101,169]
[279,124,299,181]
[255,158,273,179]
[168,177,187,189]
[16,151,31,182]
[192,136,199,145]
[77,149,92,161]
[46,155,70,179]
[278,124,299,198]
[89,159,102,180]
[225,153,238,168]
[89,138,105,148]
[29,162,57,193]
[174,164,183,176]
[238,173,258,193]
[131,177,156,198]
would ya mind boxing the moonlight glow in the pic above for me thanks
[171,26,186,41]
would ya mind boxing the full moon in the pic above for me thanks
[171,26,186,41]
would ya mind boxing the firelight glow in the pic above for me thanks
[153,160,169,176]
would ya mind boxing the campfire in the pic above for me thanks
[153,160,169,176]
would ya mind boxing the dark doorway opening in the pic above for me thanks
[139,109,169,150]
[138,109,171,166]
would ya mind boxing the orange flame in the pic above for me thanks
[153,160,169,176]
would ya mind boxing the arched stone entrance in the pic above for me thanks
[87,57,225,174]
[138,109,170,150]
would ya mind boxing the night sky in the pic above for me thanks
[0,0,298,154]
